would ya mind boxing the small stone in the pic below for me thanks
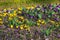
[45,38,49,40]
[57,34,60,38]
[31,39,34,40]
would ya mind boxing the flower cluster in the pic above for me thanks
[0,4,60,29]
[0,4,60,40]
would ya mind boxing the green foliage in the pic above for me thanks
[26,20,36,26]
[45,29,50,36]
[38,14,42,19]
[0,2,13,6]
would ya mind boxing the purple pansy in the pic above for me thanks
[57,34,60,38]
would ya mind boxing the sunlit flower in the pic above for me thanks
[24,24,29,29]
[3,13,7,17]
[37,20,41,23]
[50,20,55,24]
[13,13,17,16]
[55,22,59,27]
[37,22,40,26]
[24,24,28,28]
[26,7,31,10]
[18,11,22,14]
[18,16,25,22]
[14,10,17,13]
[16,26,18,28]
[0,18,2,21]
[31,6,35,9]
[10,25,13,28]
[9,14,14,17]
[26,27,30,31]
[20,26,24,30]
[0,21,3,24]
[4,8,6,12]
[9,17,12,20]
[20,25,24,30]
[19,16,24,20]
[37,8,40,10]
[36,20,41,26]
[18,8,22,10]
[41,20,46,24]
[0,14,3,16]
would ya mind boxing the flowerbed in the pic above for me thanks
[0,4,60,40]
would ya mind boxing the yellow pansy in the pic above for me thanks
[16,26,18,28]
[4,8,6,10]
[24,24,29,29]
[11,25,13,28]
[14,10,16,13]
[50,20,55,24]
[20,26,24,30]
[4,8,6,12]
[38,20,41,23]
[18,8,22,10]
[26,7,30,10]
[20,25,24,30]
[3,13,7,17]
[13,13,17,16]
[37,23,40,26]
[37,20,41,26]
[19,16,24,20]
[55,22,59,27]
[9,14,13,17]
[0,14,3,16]
[37,8,40,10]
[18,11,22,14]
[56,24,59,27]
[31,6,35,9]
[26,27,30,31]
[9,17,12,20]
[41,20,45,24]
[0,18,2,21]
[0,21,3,24]
[24,24,28,28]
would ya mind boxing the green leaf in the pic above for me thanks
[38,14,42,19]
[52,4,56,8]
[58,8,60,10]
[45,29,50,36]
[26,20,36,26]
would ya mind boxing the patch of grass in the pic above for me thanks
[0,2,13,6]
[0,0,60,9]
